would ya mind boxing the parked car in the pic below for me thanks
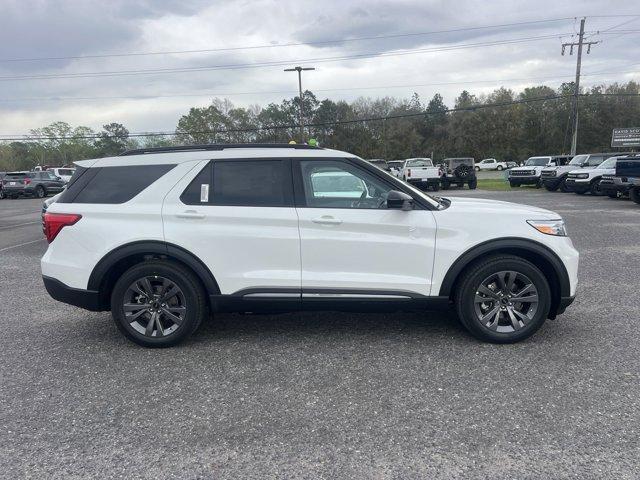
[387,160,405,177]
[475,158,510,171]
[399,158,441,191]
[41,143,578,347]
[366,159,389,171]
[509,155,571,188]
[541,152,627,192]
[2,171,66,198]
[598,174,629,199]
[614,154,640,204]
[440,158,477,189]
[49,167,76,183]
[564,156,623,195]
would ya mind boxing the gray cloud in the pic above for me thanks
[0,0,638,135]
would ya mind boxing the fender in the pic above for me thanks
[87,240,221,295]
[438,237,570,298]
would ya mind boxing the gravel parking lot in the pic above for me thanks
[1,190,639,479]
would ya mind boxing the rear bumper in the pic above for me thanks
[42,276,104,311]
[2,186,31,196]
[407,178,440,187]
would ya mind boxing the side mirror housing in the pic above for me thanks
[387,190,414,211]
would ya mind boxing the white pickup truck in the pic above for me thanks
[399,158,441,191]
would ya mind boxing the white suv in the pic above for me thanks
[41,144,579,347]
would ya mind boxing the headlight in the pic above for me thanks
[527,220,567,236]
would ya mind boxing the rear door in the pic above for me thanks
[162,159,301,297]
[293,158,437,298]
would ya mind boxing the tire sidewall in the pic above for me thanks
[456,257,551,343]
[111,261,205,347]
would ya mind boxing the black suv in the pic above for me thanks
[2,171,65,199]
[614,155,640,205]
[440,158,477,190]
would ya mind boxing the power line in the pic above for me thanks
[0,33,572,82]
[3,92,638,142]
[0,17,576,64]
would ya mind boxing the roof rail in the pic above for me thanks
[119,143,322,156]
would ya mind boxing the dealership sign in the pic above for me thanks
[611,128,640,148]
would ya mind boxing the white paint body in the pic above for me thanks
[42,147,579,299]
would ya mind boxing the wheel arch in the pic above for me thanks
[438,238,571,319]
[88,241,220,310]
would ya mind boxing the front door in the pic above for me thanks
[294,158,437,298]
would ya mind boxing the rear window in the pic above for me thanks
[57,169,75,176]
[6,172,32,178]
[59,164,175,204]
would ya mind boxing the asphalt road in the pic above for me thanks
[1,191,639,479]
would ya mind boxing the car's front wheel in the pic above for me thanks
[455,255,551,343]
[35,186,45,198]
[110,260,207,347]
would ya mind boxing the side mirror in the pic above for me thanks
[387,190,414,211]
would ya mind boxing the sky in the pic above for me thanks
[0,0,638,137]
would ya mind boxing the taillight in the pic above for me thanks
[43,212,82,243]
[407,169,411,178]
[24,178,31,185]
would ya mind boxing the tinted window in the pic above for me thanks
[212,160,289,207]
[181,163,212,205]
[587,155,604,166]
[300,160,393,209]
[67,164,175,204]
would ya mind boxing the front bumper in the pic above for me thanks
[564,178,590,193]
[42,276,103,311]
[541,176,562,188]
[509,175,540,185]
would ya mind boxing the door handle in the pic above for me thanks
[176,210,205,219]
[312,215,343,225]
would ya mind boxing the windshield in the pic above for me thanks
[597,157,618,169]
[569,154,588,165]
[406,159,433,167]
[57,168,75,176]
[525,157,550,166]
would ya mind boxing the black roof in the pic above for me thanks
[119,143,323,156]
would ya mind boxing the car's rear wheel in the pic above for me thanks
[455,255,550,343]
[497,165,503,171]
[110,260,207,347]
[468,178,477,190]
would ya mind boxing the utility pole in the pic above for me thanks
[284,66,315,142]
[562,17,598,155]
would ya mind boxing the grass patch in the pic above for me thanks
[476,179,512,191]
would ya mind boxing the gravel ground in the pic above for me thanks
[0,191,639,479]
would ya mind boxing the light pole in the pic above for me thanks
[284,66,315,142]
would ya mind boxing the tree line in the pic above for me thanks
[1,81,638,172]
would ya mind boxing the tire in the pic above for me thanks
[431,183,440,192]
[35,186,45,198]
[110,260,207,348]
[607,193,617,199]
[590,179,602,196]
[509,182,519,188]
[559,178,570,193]
[454,255,551,343]
[631,187,640,205]
[575,190,586,195]
[497,165,503,171]
[468,178,477,190]
[474,166,480,171]
[535,180,542,189]
[544,182,558,192]
[0,189,4,200]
